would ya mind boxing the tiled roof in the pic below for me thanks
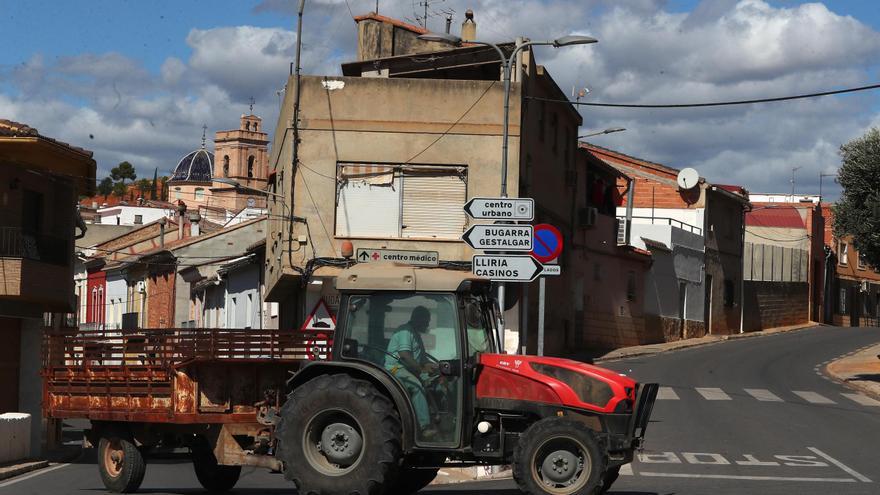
[0,118,94,158]
[746,206,806,229]
[580,142,683,178]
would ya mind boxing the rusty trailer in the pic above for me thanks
[41,327,331,492]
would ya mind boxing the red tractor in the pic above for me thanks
[278,264,657,495]
[43,263,656,495]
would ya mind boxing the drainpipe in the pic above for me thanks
[625,177,635,245]
[158,217,166,248]
[739,202,751,334]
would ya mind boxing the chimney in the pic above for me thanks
[158,217,166,247]
[188,212,201,237]
[177,201,187,239]
[461,9,476,42]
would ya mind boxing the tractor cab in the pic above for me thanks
[282,263,657,495]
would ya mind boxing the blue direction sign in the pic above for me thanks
[531,224,563,263]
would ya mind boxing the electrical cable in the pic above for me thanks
[526,82,880,109]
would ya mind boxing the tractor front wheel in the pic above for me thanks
[97,426,146,493]
[513,418,605,495]
[277,373,402,495]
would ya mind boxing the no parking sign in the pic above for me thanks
[530,224,563,264]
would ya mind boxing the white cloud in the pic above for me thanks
[1,0,877,201]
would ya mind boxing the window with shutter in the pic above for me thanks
[402,167,467,239]
[335,164,400,237]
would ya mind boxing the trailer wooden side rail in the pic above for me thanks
[42,327,332,423]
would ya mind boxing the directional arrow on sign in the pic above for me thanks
[472,254,543,282]
[462,224,533,251]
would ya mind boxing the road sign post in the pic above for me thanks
[530,224,564,356]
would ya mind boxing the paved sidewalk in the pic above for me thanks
[826,342,880,399]
[591,323,819,362]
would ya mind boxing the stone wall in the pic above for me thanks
[742,281,809,331]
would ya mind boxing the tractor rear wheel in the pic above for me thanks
[97,426,146,493]
[392,467,439,494]
[513,418,605,495]
[277,374,402,495]
[600,466,620,493]
[191,436,241,492]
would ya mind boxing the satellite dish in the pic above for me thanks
[677,168,700,190]
[247,197,256,208]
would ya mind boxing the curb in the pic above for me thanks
[0,460,49,482]
[594,323,820,363]
[824,342,880,401]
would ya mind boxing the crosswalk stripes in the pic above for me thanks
[841,392,880,406]
[792,391,836,404]
[695,387,732,400]
[651,387,880,408]
[744,388,784,402]
[657,386,680,400]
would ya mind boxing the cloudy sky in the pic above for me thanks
[2,0,879,199]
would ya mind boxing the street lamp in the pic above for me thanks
[578,127,626,139]
[419,31,597,354]
[418,32,597,198]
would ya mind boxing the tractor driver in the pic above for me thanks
[384,305,438,438]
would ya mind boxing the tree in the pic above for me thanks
[112,181,128,198]
[135,178,152,199]
[833,127,880,268]
[151,167,158,200]
[110,161,137,186]
[97,177,114,200]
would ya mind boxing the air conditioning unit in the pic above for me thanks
[578,207,598,228]
[136,281,146,293]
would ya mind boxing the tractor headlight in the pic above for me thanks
[530,363,614,407]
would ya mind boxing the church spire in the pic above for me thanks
[201,124,207,149]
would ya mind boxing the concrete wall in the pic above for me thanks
[0,413,31,463]
[266,75,520,298]
[95,205,173,226]
[18,318,42,458]
[742,281,809,331]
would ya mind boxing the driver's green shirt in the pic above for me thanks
[384,324,424,372]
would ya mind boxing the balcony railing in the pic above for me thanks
[0,227,70,265]
[617,216,703,236]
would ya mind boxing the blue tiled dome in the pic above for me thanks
[170,149,214,182]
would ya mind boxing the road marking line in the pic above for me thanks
[0,463,70,488]
[695,387,731,400]
[793,391,836,404]
[744,388,784,402]
[619,463,634,476]
[657,386,680,400]
[841,393,880,407]
[636,472,855,482]
[807,447,872,482]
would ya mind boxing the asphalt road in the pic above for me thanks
[3,325,878,495]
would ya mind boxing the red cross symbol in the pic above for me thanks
[372,252,380,260]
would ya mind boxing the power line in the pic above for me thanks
[526,82,880,109]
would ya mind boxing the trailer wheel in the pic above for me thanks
[191,436,241,493]
[513,418,605,495]
[277,373,402,495]
[600,466,620,494]
[97,427,146,493]
[392,467,439,494]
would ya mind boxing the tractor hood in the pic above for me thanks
[477,354,636,414]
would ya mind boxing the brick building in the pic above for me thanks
[0,119,95,457]
[823,204,880,326]
[582,143,750,338]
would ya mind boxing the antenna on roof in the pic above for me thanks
[375,0,379,14]
[414,0,447,29]
[201,124,207,149]
[249,97,255,114]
